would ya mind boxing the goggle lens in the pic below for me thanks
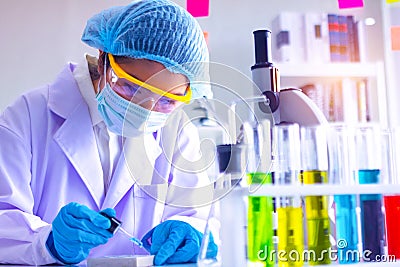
[110,69,183,113]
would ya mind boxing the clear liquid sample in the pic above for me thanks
[277,204,304,267]
[302,170,331,265]
[384,195,400,258]
[334,194,359,263]
[247,172,274,266]
[358,169,385,258]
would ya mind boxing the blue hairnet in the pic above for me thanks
[82,0,211,99]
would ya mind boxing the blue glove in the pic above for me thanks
[46,202,115,264]
[141,220,218,265]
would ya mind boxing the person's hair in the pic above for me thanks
[102,52,137,69]
[101,52,110,69]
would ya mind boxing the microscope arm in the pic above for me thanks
[278,88,328,126]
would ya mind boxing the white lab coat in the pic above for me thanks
[0,62,212,265]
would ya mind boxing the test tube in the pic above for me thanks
[327,124,359,264]
[244,120,275,266]
[273,123,304,267]
[354,124,385,259]
[200,143,249,267]
[383,127,400,259]
[300,125,331,265]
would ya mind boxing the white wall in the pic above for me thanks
[389,6,400,127]
[0,0,132,111]
[0,0,384,112]
[382,3,400,127]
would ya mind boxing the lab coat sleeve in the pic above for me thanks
[0,97,57,265]
[161,117,213,234]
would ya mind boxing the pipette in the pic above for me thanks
[118,226,144,248]
[100,211,143,248]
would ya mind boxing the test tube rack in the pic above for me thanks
[244,183,400,267]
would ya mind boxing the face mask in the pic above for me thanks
[96,83,170,137]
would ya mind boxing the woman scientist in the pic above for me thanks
[0,0,217,265]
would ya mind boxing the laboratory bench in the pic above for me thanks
[0,264,196,267]
[1,262,399,266]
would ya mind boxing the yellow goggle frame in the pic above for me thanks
[108,54,192,104]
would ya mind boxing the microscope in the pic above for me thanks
[251,29,327,126]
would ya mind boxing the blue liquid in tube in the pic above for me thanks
[358,169,385,259]
[334,194,359,263]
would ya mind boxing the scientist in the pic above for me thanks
[0,0,217,265]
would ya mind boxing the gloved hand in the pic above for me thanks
[46,202,115,264]
[141,220,218,265]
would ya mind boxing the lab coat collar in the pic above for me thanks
[73,54,102,126]
[50,63,105,209]
[48,63,81,119]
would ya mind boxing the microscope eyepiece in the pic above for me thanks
[253,30,273,68]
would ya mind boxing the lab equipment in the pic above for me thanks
[81,0,211,99]
[333,195,358,263]
[227,96,273,266]
[87,255,155,267]
[99,211,143,248]
[198,142,249,267]
[247,172,274,266]
[192,97,231,182]
[384,195,400,257]
[300,126,331,265]
[47,203,114,264]
[273,123,304,267]
[99,210,120,233]
[216,182,247,267]
[141,220,215,266]
[197,204,219,267]
[358,170,385,257]
[119,228,144,248]
[240,119,274,267]
[327,124,359,264]
[354,124,386,259]
[250,29,327,127]
[382,127,400,258]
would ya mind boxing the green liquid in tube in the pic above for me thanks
[302,170,331,265]
[247,172,274,266]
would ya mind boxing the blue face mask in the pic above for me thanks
[96,83,169,137]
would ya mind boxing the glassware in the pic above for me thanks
[300,125,331,266]
[198,95,273,267]
[273,123,304,267]
[354,123,385,259]
[197,143,248,267]
[327,123,359,264]
[382,127,400,259]
[243,120,274,267]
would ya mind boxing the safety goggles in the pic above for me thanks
[108,54,191,113]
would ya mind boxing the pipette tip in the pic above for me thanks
[130,237,143,248]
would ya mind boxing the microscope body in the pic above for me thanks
[251,30,328,127]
